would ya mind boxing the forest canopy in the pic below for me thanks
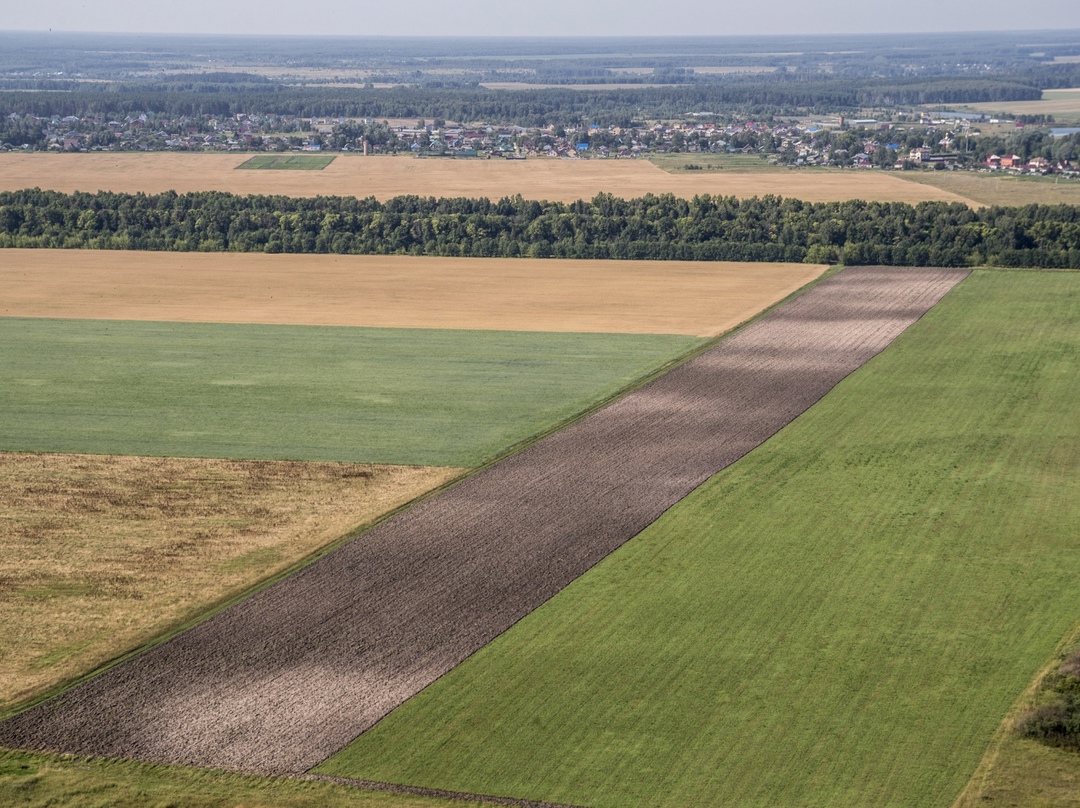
[2,188,1079,268]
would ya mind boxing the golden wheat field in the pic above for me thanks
[0,152,977,204]
[0,453,462,710]
[0,250,827,337]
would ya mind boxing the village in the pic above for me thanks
[3,107,1078,178]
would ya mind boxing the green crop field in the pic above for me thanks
[0,319,699,466]
[319,269,1080,807]
[648,152,790,173]
[236,154,336,170]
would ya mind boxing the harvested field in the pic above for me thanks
[0,267,969,775]
[0,250,825,337]
[895,170,1080,207]
[0,153,978,204]
[957,89,1080,121]
[0,452,461,712]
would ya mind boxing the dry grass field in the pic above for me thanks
[0,250,827,337]
[0,153,977,204]
[0,452,461,713]
[954,88,1080,121]
[896,171,1080,207]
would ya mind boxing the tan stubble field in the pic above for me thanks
[0,250,828,338]
[0,152,978,205]
[0,454,462,711]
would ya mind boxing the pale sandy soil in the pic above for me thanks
[0,250,827,338]
[0,453,462,710]
[0,152,977,205]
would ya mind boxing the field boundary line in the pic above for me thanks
[0,267,969,774]
[950,619,1080,808]
[301,773,587,807]
[0,461,474,723]
[465,265,840,479]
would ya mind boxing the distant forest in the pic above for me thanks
[4,30,1080,124]
[0,77,1054,125]
[2,189,1078,268]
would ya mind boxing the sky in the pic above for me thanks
[5,0,1080,38]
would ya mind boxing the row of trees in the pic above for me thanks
[2,189,1079,268]
[0,75,1046,126]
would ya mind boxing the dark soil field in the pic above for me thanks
[0,267,968,775]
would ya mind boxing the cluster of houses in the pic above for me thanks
[3,110,1077,180]
[0,112,308,152]
[982,153,1074,175]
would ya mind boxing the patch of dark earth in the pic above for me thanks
[0,267,969,779]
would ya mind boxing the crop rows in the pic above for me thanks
[0,266,968,775]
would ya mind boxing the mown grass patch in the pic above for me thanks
[236,154,335,170]
[0,319,700,466]
[319,269,1080,807]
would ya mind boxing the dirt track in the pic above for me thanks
[0,267,969,774]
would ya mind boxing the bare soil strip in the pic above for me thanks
[0,267,969,775]
[0,250,825,337]
[0,153,976,205]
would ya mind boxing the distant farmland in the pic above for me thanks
[319,269,1080,808]
[0,153,977,204]
[237,154,336,170]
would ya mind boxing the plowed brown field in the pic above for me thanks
[0,250,826,337]
[0,454,461,711]
[0,267,969,775]
[0,153,977,204]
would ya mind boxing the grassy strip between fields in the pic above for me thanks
[236,154,336,170]
[0,749,462,808]
[0,320,701,466]
[318,269,1080,808]
[953,624,1080,808]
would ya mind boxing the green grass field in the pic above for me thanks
[0,319,699,466]
[318,269,1080,807]
[648,152,787,173]
[236,154,336,170]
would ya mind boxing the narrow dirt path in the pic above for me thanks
[0,267,969,775]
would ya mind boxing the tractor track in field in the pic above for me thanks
[0,266,969,775]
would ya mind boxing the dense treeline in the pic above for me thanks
[0,75,1044,125]
[2,189,1079,268]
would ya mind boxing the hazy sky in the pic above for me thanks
[5,0,1079,38]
